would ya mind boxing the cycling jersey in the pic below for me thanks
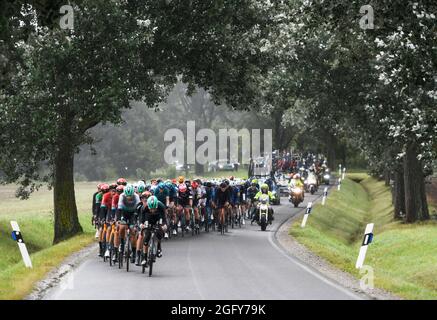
[92,191,101,217]
[230,185,241,205]
[191,187,202,206]
[177,188,193,207]
[118,193,141,213]
[214,187,231,208]
[111,193,120,211]
[168,185,177,202]
[137,201,167,226]
[246,186,259,201]
[154,187,169,205]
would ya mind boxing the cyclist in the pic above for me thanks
[230,181,242,225]
[94,183,105,256]
[213,181,231,231]
[166,180,178,236]
[246,181,259,220]
[98,183,113,258]
[202,181,215,229]
[134,191,152,266]
[176,183,193,233]
[110,185,124,262]
[138,196,168,267]
[190,180,202,230]
[92,183,102,223]
[154,182,170,207]
[117,184,141,264]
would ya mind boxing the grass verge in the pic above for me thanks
[0,182,96,300]
[290,175,437,299]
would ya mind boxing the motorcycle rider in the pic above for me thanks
[252,183,275,225]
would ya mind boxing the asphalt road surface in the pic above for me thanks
[43,189,361,300]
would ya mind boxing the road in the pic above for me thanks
[43,189,361,300]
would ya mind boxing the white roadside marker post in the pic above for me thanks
[337,178,342,191]
[356,223,374,269]
[322,187,328,205]
[10,221,33,268]
[339,164,342,177]
[342,167,346,180]
[301,202,313,228]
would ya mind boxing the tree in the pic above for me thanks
[0,1,277,242]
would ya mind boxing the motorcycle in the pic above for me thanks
[307,174,318,195]
[289,186,304,208]
[322,169,331,185]
[257,196,270,231]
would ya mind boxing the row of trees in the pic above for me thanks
[0,1,435,243]
[257,1,436,222]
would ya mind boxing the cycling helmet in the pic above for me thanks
[191,181,199,189]
[117,178,127,186]
[158,182,166,190]
[147,196,158,209]
[116,185,124,193]
[178,184,187,193]
[178,176,185,184]
[124,184,135,197]
[97,183,102,190]
[140,191,152,199]
[109,183,117,190]
[251,179,258,185]
[172,178,177,184]
[100,184,110,192]
[137,182,146,194]
[219,182,227,189]
[261,183,269,191]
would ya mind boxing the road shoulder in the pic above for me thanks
[274,201,400,300]
[25,243,95,300]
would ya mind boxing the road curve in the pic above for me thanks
[43,189,361,300]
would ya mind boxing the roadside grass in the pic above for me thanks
[290,175,437,300]
[198,168,248,179]
[0,182,96,300]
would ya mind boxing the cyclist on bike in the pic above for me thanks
[138,196,168,267]
[154,182,170,207]
[246,181,259,220]
[213,181,231,231]
[93,183,104,256]
[191,180,202,230]
[110,185,124,262]
[134,191,152,266]
[176,183,193,233]
[117,184,141,264]
[166,181,178,236]
[99,183,114,258]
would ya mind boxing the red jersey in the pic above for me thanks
[111,193,120,210]
[101,192,112,209]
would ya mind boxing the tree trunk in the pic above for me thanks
[393,167,405,220]
[384,169,391,187]
[403,142,429,223]
[53,130,83,244]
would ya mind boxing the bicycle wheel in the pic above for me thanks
[148,238,155,277]
[126,237,131,272]
[109,247,113,267]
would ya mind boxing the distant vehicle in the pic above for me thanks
[275,174,290,196]
[209,159,235,172]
